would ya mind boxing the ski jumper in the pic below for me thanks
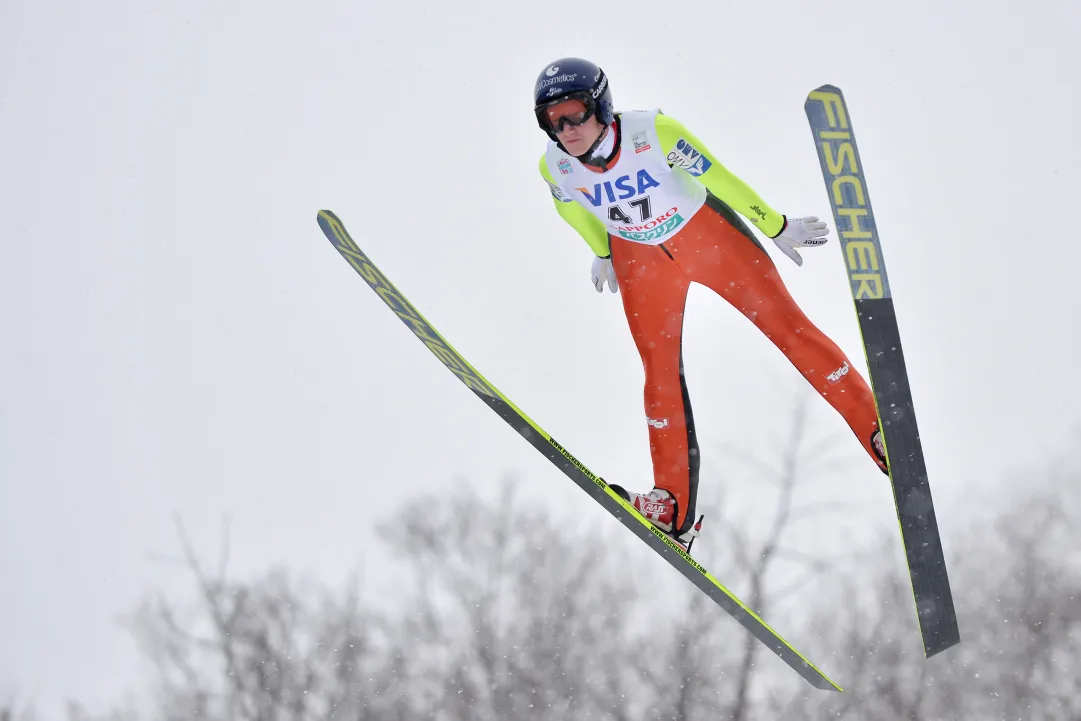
[539,110,885,535]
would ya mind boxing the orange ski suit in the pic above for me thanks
[540,111,885,536]
[610,194,883,533]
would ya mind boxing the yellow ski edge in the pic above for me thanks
[317,207,842,691]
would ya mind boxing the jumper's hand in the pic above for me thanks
[771,216,830,267]
[591,255,618,293]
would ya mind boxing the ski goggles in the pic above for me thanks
[535,92,596,134]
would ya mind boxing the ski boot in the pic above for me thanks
[609,485,704,554]
[871,429,889,476]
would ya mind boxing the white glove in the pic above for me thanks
[771,216,830,267]
[591,255,618,293]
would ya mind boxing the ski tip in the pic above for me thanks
[805,84,844,105]
[317,209,339,223]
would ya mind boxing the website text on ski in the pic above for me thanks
[805,85,960,657]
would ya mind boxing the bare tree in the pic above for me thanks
[388,384,861,721]
[768,463,1081,720]
[0,694,134,721]
[0,696,32,721]
[79,387,862,721]
[0,698,17,721]
[75,404,1081,721]
[116,474,802,721]
[121,518,406,721]
[384,478,651,721]
[720,391,841,720]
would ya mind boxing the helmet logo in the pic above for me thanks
[591,74,608,99]
[546,65,559,77]
[537,72,578,90]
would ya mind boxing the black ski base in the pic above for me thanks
[860,297,960,657]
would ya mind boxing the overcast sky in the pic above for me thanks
[3,0,1079,715]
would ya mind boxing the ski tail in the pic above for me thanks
[803,86,960,657]
[316,209,842,691]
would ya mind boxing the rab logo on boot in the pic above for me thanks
[826,361,850,383]
[643,501,669,515]
[647,417,670,429]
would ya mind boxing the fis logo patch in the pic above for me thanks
[546,180,570,202]
[632,132,651,154]
[667,138,713,177]
[558,158,573,175]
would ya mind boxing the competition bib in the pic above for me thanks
[544,109,707,245]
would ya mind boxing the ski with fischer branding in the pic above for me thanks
[804,85,960,657]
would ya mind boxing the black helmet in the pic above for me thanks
[533,57,615,143]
